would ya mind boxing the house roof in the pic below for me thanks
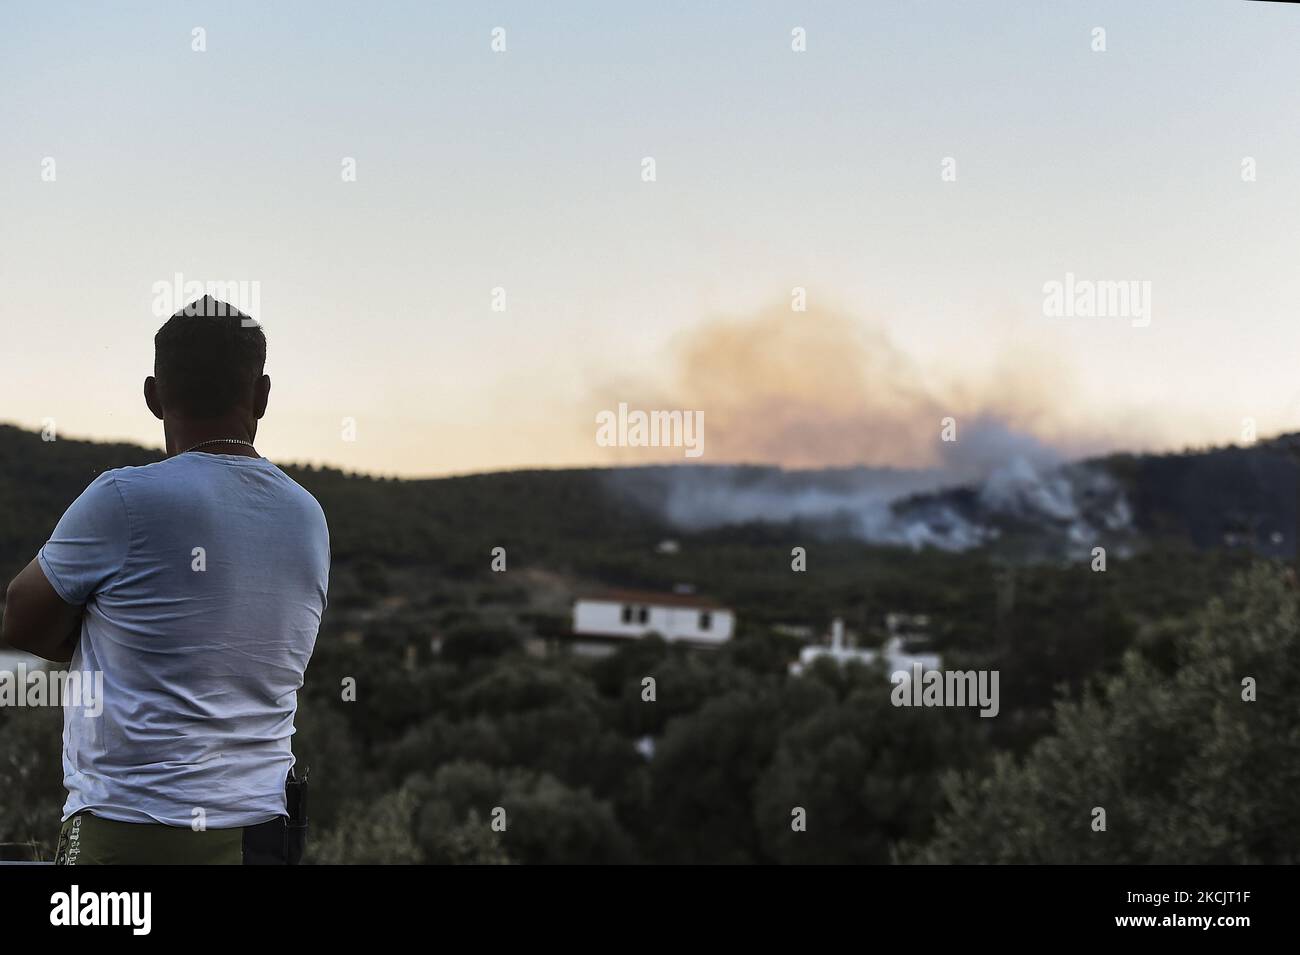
[577,588,727,610]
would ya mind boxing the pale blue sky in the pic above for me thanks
[2,1,1297,475]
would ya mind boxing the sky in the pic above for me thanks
[2,1,1298,477]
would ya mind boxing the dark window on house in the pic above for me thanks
[621,605,633,624]
[637,606,649,624]
[699,611,712,630]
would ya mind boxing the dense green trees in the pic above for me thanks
[3,561,1292,863]
[0,704,63,860]
[908,565,1298,863]
[299,558,1299,865]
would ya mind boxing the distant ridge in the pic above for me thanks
[0,425,1294,581]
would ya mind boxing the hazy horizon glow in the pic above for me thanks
[3,1,1298,478]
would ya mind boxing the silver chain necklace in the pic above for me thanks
[181,438,257,455]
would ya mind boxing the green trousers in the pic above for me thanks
[55,811,244,865]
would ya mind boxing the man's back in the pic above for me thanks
[39,451,330,828]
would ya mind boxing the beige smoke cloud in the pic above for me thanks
[588,304,1160,469]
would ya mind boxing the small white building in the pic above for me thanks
[789,618,941,677]
[572,588,734,649]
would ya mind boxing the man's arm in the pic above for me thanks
[9,470,129,663]
[2,557,83,663]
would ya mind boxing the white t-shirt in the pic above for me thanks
[38,452,330,828]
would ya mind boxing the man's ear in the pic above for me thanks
[254,375,271,420]
[144,377,164,420]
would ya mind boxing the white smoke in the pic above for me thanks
[607,416,1134,554]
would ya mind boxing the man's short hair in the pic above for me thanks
[154,295,266,418]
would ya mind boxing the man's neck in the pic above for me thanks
[166,418,260,458]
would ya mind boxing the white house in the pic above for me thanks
[571,588,734,649]
[789,618,941,677]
